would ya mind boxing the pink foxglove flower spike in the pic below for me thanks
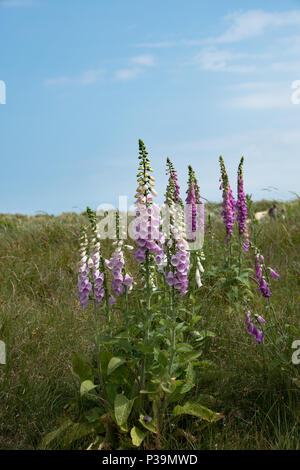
[237,157,249,252]
[219,156,236,243]
[163,157,190,296]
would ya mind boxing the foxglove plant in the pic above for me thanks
[253,250,279,299]
[78,227,93,308]
[106,212,134,298]
[185,165,205,291]
[106,245,134,295]
[219,156,236,244]
[78,207,111,322]
[244,245,279,343]
[161,157,191,372]
[44,141,223,451]
[191,166,205,287]
[185,166,197,243]
[164,158,190,297]
[133,139,164,391]
[133,141,163,267]
[78,215,104,307]
[237,157,249,252]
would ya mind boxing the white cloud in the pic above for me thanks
[78,69,104,85]
[44,69,104,86]
[114,67,141,81]
[162,128,300,201]
[230,91,291,109]
[270,61,300,72]
[210,10,300,44]
[233,81,279,90]
[136,10,300,76]
[226,82,297,109]
[137,41,177,48]
[190,10,300,74]
[130,54,155,67]
[137,10,300,49]
[115,55,156,81]
[45,56,154,86]
[194,48,255,72]
[44,76,71,86]
[136,39,203,48]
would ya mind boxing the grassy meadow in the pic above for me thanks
[0,198,299,450]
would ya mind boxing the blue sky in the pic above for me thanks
[1,0,300,214]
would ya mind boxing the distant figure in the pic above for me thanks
[268,203,277,219]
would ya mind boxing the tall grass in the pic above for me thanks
[0,200,299,449]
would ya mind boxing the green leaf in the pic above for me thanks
[114,394,134,427]
[99,350,112,378]
[105,383,119,407]
[153,348,168,367]
[194,330,215,342]
[176,342,193,352]
[161,382,173,393]
[186,362,195,383]
[139,415,157,433]
[196,394,218,408]
[136,344,153,354]
[120,422,129,433]
[84,407,103,423]
[179,350,202,363]
[71,352,93,382]
[191,315,202,325]
[173,402,223,423]
[62,422,95,447]
[40,419,73,449]
[80,380,98,396]
[167,380,185,404]
[107,357,125,376]
[130,426,147,447]
[180,382,194,395]
[180,363,195,394]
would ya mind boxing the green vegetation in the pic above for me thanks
[0,199,299,450]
